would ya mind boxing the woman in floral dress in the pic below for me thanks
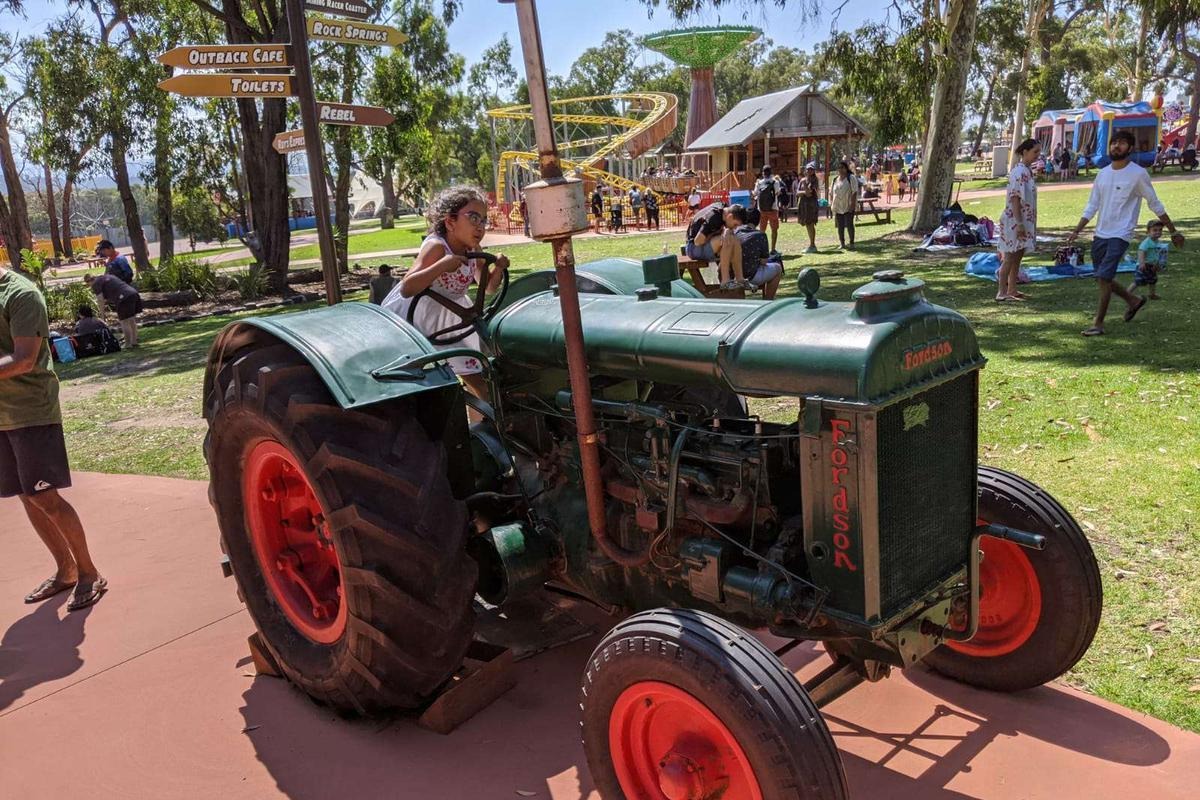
[996,138,1041,301]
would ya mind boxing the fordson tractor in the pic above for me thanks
[202,253,1102,799]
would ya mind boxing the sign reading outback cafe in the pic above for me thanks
[157,45,290,69]
[303,0,372,20]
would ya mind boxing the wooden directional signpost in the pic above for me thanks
[273,129,307,154]
[160,0,406,305]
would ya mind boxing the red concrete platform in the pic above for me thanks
[1,473,1196,799]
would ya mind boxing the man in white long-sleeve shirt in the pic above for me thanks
[1067,130,1184,336]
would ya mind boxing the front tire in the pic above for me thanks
[581,609,847,800]
[205,344,477,714]
[924,466,1102,692]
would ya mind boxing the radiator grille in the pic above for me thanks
[876,375,977,618]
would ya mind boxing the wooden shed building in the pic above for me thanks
[687,89,871,190]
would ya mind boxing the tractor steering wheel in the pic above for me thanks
[406,251,510,346]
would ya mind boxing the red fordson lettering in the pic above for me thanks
[902,338,953,371]
[829,418,858,572]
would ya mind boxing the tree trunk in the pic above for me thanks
[1131,6,1150,100]
[1008,0,1047,167]
[0,113,33,258]
[1187,55,1200,147]
[43,161,63,259]
[0,193,20,269]
[154,103,174,264]
[381,160,397,216]
[61,177,75,259]
[333,140,352,273]
[111,131,153,273]
[973,69,998,156]
[911,0,980,233]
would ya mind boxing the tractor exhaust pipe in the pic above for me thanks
[508,0,650,567]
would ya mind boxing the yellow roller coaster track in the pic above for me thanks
[486,92,679,201]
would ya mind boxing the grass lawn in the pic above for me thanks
[209,221,429,269]
[54,177,1200,731]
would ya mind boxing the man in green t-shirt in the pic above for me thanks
[0,266,106,611]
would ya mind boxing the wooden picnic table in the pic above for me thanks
[855,197,894,224]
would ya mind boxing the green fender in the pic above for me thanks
[203,301,462,411]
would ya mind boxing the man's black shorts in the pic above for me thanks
[116,294,144,321]
[0,424,72,498]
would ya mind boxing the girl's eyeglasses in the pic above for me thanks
[459,210,486,228]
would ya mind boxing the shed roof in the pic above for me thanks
[687,89,871,151]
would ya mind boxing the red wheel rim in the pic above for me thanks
[608,681,763,800]
[242,440,346,644]
[947,533,1042,657]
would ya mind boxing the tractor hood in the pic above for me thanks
[487,273,984,405]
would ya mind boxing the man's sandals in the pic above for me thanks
[24,577,75,604]
[23,576,107,611]
[1124,297,1148,322]
[67,578,108,612]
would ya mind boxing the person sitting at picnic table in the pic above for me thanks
[368,264,397,305]
[73,305,111,337]
[732,214,783,300]
[95,240,134,284]
[84,272,143,349]
[685,201,746,290]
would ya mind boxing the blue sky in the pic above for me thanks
[0,1,879,76]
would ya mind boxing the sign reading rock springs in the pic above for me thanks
[157,45,290,69]
[305,15,408,47]
[158,73,296,98]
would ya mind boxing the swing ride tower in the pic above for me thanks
[641,26,761,161]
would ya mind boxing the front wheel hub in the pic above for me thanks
[243,440,346,643]
[609,681,763,800]
[947,534,1042,657]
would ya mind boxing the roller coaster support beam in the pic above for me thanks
[507,0,639,567]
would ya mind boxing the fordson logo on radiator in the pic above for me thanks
[902,338,953,371]
[828,419,859,572]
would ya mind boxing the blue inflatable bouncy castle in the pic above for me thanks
[1072,100,1162,168]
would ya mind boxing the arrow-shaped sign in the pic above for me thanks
[316,102,395,127]
[158,73,296,98]
[304,0,372,21]
[273,129,307,154]
[157,44,290,70]
[306,15,408,47]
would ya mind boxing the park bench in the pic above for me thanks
[972,159,993,176]
[677,255,745,299]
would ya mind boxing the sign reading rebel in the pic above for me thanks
[316,102,395,127]
[273,129,307,153]
[305,15,408,47]
[303,0,372,20]
[158,74,296,98]
[157,45,290,70]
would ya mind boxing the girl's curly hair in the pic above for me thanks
[427,185,488,237]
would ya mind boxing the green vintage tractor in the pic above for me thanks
[203,255,1101,799]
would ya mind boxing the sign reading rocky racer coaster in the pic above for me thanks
[303,0,372,20]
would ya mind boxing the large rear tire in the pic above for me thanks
[581,609,848,800]
[205,344,477,714]
[924,466,1102,692]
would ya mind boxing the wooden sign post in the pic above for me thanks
[273,129,306,154]
[160,1,407,306]
[286,0,343,304]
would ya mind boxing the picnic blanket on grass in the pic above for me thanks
[964,252,1137,282]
